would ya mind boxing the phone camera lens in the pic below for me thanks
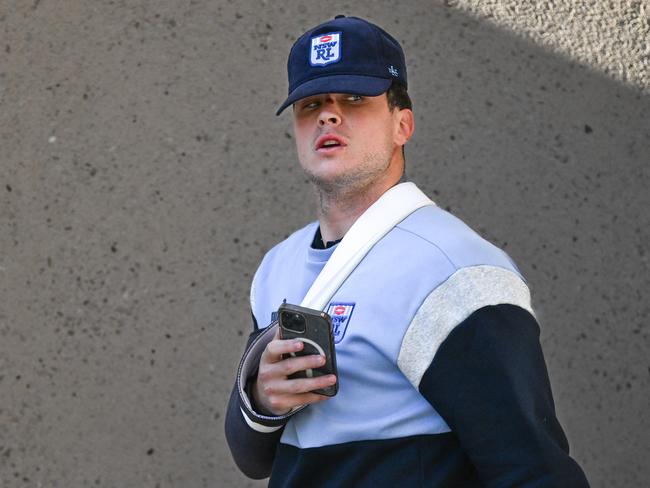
[281,311,306,333]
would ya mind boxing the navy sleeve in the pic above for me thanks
[419,304,590,487]
[224,328,284,480]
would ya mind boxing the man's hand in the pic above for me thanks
[252,329,337,415]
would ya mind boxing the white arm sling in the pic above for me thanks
[237,182,435,432]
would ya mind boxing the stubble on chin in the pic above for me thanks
[306,149,392,194]
[303,151,393,217]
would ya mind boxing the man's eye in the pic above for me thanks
[296,100,319,111]
[346,95,362,102]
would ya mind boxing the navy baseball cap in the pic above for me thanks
[276,15,408,115]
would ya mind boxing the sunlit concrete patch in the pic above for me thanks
[451,0,650,94]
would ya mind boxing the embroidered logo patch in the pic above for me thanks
[310,32,341,66]
[327,302,355,343]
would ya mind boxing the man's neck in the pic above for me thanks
[315,175,403,243]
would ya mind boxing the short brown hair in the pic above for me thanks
[386,83,412,160]
[387,83,412,111]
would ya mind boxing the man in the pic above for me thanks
[226,15,589,487]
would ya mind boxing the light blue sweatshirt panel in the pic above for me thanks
[251,222,331,328]
[395,205,522,275]
[251,206,522,448]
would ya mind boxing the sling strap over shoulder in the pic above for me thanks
[237,182,435,432]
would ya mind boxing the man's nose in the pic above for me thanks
[318,106,341,126]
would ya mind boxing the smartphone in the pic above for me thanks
[278,303,338,397]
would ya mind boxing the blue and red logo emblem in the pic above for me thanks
[310,32,342,66]
[326,302,355,344]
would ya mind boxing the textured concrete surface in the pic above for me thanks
[0,1,647,487]
[454,0,650,95]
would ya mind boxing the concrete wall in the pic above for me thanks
[1,1,647,487]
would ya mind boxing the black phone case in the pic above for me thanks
[278,303,338,397]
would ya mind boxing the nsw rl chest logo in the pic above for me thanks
[310,32,341,66]
[327,302,355,344]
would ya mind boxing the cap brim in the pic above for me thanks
[275,75,393,115]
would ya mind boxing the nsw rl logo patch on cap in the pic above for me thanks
[310,32,341,66]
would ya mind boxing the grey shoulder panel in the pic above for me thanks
[397,265,534,388]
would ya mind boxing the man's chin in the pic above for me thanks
[305,174,345,193]
[305,171,376,196]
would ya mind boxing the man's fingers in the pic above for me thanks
[293,391,334,406]
[261,374,337,397]
[257,353,326,384]
[254,331,337,415]
[263,338,304,362]
[284,375,337,395]
[280,354,326,376]
[262,389,332,415]
[259,375,337,413]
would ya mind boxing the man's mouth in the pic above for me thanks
[315,134,346,151]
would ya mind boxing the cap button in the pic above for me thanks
[334,14,346,19]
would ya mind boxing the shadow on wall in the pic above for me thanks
[401,6,649,488]
[0,1,647,488]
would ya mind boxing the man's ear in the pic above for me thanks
[394,108,415,147]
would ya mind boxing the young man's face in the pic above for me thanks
[292,92,411,194]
